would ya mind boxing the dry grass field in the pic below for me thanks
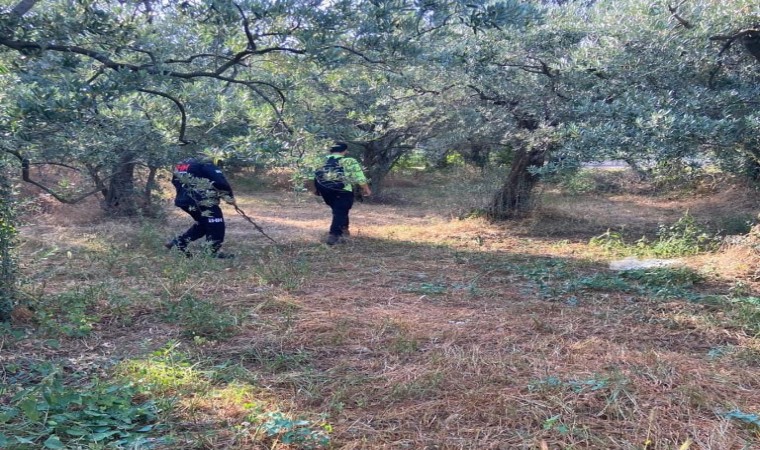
[3,168,760,449]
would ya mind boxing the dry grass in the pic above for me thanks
[5,170,760,449]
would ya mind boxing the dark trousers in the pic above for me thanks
[176,205,225,252]
[319,188,354,236]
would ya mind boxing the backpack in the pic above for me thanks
[315,157,346,191]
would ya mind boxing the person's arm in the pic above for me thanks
[203,163,235,203]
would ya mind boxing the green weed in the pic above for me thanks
[388,372,444,401]
[402,281,447,295]
[650,213,719,257]
[252,250,308,290]
[542,414,571,435]
[589,212,719,257]
[242,346,312,374]
[725,297,760,337]
[116,341,208,397]
[32,288,101,338]
[619,267,705,288]
[253,411,330,449]
[496,258,705,302]
[0,370,161,449]
[528,374,609,394]
[163,295,241,340]
[558,170,597,194]
[153,249,232,298]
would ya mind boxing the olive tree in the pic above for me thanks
[452,0,760,219]
[0,0,341,214]
[282,0,543,194]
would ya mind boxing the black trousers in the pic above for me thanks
[319,188,354,236]
[176,204,225,252]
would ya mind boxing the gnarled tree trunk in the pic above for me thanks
[103,154,138,216]
[359,135,410,196]
[488,146,546,220]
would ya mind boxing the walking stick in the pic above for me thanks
[232,204,278,244]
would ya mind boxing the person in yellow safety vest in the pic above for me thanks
[311,142,372,245]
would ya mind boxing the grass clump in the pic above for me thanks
[117,342,209,398]
[499,258,706,302]
[163,295,241,341]
[30,288,101,338]
[251,249,309,290]
[723,296,760,337]
[590,212,719,258]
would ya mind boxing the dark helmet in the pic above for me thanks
[330,142,348,152]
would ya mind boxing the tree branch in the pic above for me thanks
[496,57,557,78]
[138,88,189,144]
[667,3,693,29]
[710,28,760,58]
[9,0,40,19]
[708,28,760,87]
[234,2,257,51]
[4,149,108,204]
[331,45,387,64]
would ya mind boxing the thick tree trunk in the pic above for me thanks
[623,157,651,181]
[466,143,490,169]
[360,138,408,196]
[103,155,138,216]
[488,147,546,220]
[743,31,760,64]
[743,155,760,181]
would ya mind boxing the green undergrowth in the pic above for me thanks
[475,254,760,337]
[0,365,161,449]
[115,342,331,449]
[589,212,720,258]
[1,342,331,449]
[507,258,706,301]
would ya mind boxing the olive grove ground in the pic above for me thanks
[3,168,760,449]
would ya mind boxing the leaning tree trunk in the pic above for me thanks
[488,147,546,220]
[142,165,159,211]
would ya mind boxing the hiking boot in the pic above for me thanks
[164,239,176,250]
[342,227,350,237]
[326,234,341,246]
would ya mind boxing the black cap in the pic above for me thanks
[330,142,348,152]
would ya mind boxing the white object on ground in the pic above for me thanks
[609,257,682,271]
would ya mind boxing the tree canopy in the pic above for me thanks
[0,0,758,214]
